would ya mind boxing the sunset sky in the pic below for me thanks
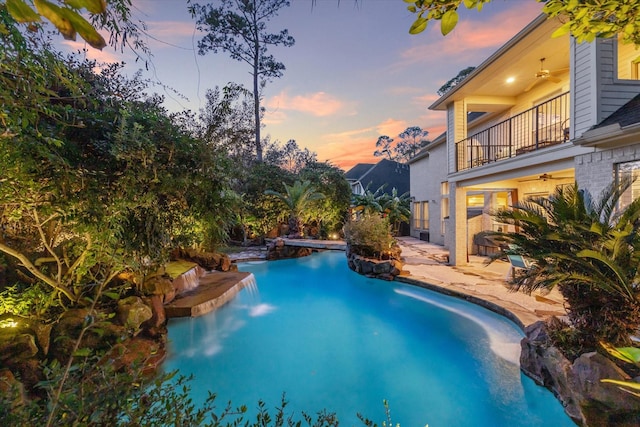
[65,0,544,170]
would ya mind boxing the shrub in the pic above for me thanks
[343,214,395,259]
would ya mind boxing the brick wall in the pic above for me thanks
[575,143,640,197]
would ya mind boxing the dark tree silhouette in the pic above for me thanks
[437,66,475,96]
[189,0,295,162]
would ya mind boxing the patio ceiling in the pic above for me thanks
[430,15,570,111]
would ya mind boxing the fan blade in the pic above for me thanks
[547,76,561,83]
[524,79,539,92]
[550,67,570,76]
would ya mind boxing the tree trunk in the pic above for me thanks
[253,34,262,162]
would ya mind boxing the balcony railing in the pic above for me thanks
[455,92,570,172]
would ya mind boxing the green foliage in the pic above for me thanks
[544,0,640,46]
[601,342,640,397]
[265,180,325,238]
[235,162,295,239]
[352,184,411,236]
[6,0,107,49]
[0,283,59,319]
[299,162,351,238]
[493,181,640,351]
[344,213,395,259]
[198,83,256,168]
[4,0,148,56]
[405,0,491,35]
[405,0,640,48]
[379,188,411,236]
[352,185,385,216]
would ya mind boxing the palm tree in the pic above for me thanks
[351,184,385,217]
[265,180,324,238]
[493,181,640,352]
[379,187,411,236]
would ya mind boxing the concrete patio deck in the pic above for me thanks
[394,236,566,329]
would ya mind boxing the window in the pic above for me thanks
[413,202,421,229]
[413,201,430,229]
[441,197,449,235]
[617,35,640,81]
[421,201,429,229]
[616,160,640,211]
[441,181,449,195]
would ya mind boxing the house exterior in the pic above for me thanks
[345,159,410,196]
[408,132,447,245]
[410,14,640,265]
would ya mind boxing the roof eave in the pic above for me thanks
[429,14,549,111]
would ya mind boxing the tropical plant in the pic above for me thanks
[493,181,640,353]
[189,0,295,162]
[600,341,640,398]
[379,188,411,236]
[352,185,385,217]
[300,162,351,238]
[265,180,325,238]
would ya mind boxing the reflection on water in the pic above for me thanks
[394,288,521,365]
[248,303,277,317]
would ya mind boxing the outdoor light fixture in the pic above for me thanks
[506,76,515,84]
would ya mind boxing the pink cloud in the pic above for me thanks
[396,3,542,68]
[263,110,288,125]
[61,39,123,65]
[145,20,200,44]
[266,90,352,117]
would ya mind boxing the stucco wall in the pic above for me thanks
[409,140,447,245]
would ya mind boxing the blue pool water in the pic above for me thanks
[166,251,574,426]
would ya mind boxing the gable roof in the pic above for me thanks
[595,93,640,129]
[574,93,640,148]
[345,159,410,195]
[345,163,374,180]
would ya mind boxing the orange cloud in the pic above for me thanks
[266,90,353,117]
[319,137,380,171]
[376,118,408,137]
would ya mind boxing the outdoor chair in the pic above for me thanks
[505,253,535,281]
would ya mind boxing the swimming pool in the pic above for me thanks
[166,251,573,426]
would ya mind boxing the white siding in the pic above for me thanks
[573,38,640,138]
[572,39,598,137]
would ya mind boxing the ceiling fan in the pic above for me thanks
[524,58,568,92]
[519,173,572,182]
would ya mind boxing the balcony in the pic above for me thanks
[455,92,570,172]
